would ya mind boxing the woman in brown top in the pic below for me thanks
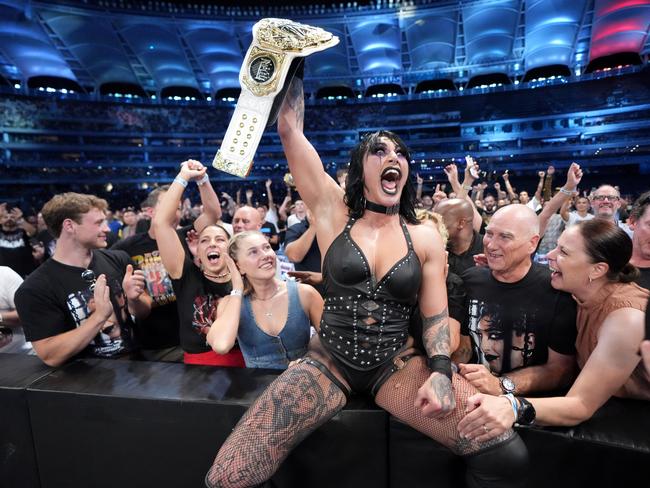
[458,219,649,441]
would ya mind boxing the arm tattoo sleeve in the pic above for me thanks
[422,307,450,357]
[286,77,305,131]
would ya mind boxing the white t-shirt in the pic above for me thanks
[563,211,594,227]
[287,214,305,228]
[0,266,34,354]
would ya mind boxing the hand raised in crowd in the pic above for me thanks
[502,170,509,181]
[465,155,479,181]
[221,192,232,201]
[415,173,424,185]
[493,182,501,191]
[537,170,545,179]
[179,159,207,181]
[458,363,501,394]
[9,206,23,221]
[265,178,272,189]
[224,253,244,292]
[185,229,199,259]
[92,274,114,324]
[287,270,323,286]
[457,393,514,442]
[415,372,456,419]
[31,240,45,263]
[433,184,447,204]
[122,264,146,300]
[443,164,459,184]
[473,253,488,267]
[565,162,583,191]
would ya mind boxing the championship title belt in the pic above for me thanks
[212,18,339,177]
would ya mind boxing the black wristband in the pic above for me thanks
[426,355,452,381]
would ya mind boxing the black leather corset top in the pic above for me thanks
[320,216,422,370]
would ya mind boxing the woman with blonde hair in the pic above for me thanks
[207,230,322,369]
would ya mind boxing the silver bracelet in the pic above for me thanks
[230,289,243,297]
[559,187,574,196]
[196,174,209,186]
[173,176,188,188]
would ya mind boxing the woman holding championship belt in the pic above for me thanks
[206,76,528,487]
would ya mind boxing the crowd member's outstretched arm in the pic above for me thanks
[277,77,343,218]
[278,190,291,222]
[502,171,517,201]
[458,307,645,442]
[538,163,582,237]
[443,161,482,232]
[152,160,206,280]
[206,256,244,355]
[192,172,222,234]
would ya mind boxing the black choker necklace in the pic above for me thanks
[365,199,400,215]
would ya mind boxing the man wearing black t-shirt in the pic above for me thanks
[111,180,221,361]
[14,193,152,367]
[457,204,577,397]
[436,198,484,276]
[284,210,320,273]
[0,204,37,277]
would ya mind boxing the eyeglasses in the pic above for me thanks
[592,195,620,202]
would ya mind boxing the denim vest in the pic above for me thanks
[239,280,310,369]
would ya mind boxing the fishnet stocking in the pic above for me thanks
[206,362,347,488]
[375,356,513,455]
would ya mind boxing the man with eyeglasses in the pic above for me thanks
[590,185,632,236]
[14,193,151,367]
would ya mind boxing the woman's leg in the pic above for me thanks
[206,360,348,488]
[375,356,528,488]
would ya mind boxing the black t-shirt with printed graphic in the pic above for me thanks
[0,228,36,277]
[14,249,136,359]
[460,263,577,375]
[171,257,231,354]
[111,231,185,350]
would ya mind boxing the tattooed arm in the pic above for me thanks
[413,225,456,418]
[277,77,344,222]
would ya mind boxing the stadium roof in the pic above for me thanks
[1,0,649,95]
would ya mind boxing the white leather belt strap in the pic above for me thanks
[213,18,339,178]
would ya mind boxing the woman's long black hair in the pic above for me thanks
[343,130,419,224]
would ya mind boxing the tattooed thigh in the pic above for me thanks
[206,363,347,488]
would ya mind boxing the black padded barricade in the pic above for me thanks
[0,354,52,488]
[26,358,387,488]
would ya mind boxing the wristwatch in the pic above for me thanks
[516,397,536,425]
[500,375,516,394]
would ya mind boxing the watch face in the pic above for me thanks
[249,56,275,84]
[502,377,515,392]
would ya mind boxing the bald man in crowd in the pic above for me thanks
[435,198,484,276]
[456,204,577,398]
[232,205,263,235]
[590,184,632,236]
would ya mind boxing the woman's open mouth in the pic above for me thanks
[380,167,402,195]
